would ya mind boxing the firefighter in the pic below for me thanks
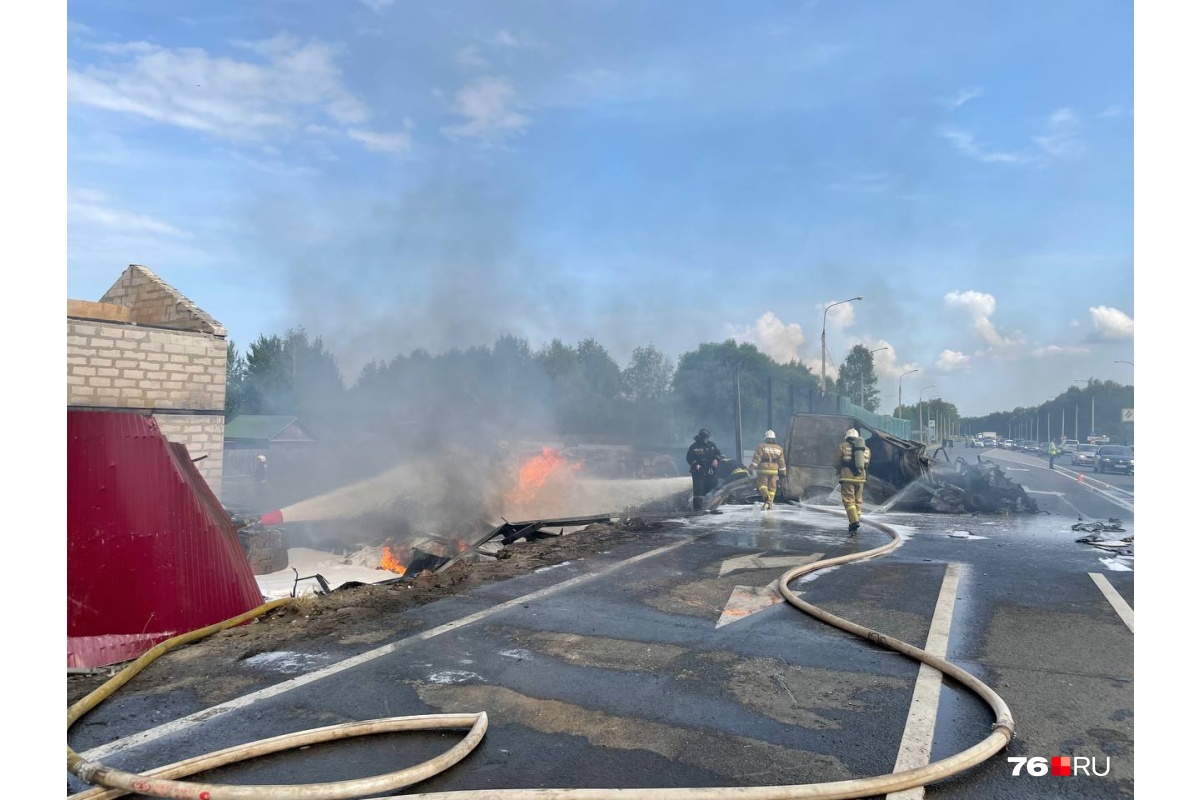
[835,428,871,534]
[686,428,722,511]
[749,429,787,510]
[254,454,268,499]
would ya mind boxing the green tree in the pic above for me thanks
[577,338,622,400]
[239,328,345,423]
[835,345,881,411]
[673,340,819,448]
[621,345,674,402]
[225,340,247,418]
[242,334,292,414]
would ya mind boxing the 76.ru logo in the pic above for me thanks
[1008,756,1111,776]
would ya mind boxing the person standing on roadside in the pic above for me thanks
[749,429,787,510]
[686,428,722,511]
[835,428,871,534]
[1047,440,1059,471]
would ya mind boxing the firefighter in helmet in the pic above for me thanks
[835,428,871,534]
[685,428,722,511]
[253,454,268,499]
[749,429,787,510]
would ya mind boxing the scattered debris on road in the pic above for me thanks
[887,457,1039,515]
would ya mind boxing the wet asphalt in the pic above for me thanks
[68,449,1134,798]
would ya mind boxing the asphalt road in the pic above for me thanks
[70,456,1134,799]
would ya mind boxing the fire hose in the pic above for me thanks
[68,513,1014,800]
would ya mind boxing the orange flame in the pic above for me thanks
[507,446,582,505]
[379,541,409,575]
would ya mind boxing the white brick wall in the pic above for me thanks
[67,317,227,491]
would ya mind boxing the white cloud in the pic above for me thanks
[1069,319,1080,327]
[359,0,396,12]
[456,45,488,69]
[858,340,917,380]
[941,107,1085,166]
[936,350,971,371]
[939,128,1027,164]
[1031,344,1089,358]
[944,290,1021,348]
[814,299,860,332]
[727,311,806,363]
[346,128,412,153]
[1033,108,1084,159]
[68,33,369,138]
[69,188,188,238]
[493,30,521,48]
[941,87,982,110]
[1098,104,1131,118]
[442,77,529,142]
[1090,306,1134,339]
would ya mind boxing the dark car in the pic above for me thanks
[1093,445,1134,475]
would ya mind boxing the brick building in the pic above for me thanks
[67,265,228,491]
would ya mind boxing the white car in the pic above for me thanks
[1071,444,1099,466]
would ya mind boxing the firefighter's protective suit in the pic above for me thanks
[835,429,871,533]
[749,430,787,509]
[686,429,722,511]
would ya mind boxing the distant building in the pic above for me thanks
[223,415,317,507]
[224,414,316,449]
[67,265,228,491]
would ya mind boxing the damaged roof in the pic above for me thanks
[224,415,315,443]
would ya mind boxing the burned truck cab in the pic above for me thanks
[777,413,930,504]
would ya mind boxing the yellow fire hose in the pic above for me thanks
[68,514,1014,800]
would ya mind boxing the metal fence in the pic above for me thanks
[797,391,912,439]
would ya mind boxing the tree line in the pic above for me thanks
[225,330,1133,453]
[224,331,859,455]
[962,379,1134,444]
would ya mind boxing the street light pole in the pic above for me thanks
[898,368,918,423]
[861,346,890,407]
[1074,379,1093,440]
[821,296,863,395]
[919,385,937,444]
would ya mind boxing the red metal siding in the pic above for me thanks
[68,410,263,666]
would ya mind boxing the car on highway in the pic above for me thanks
[1022,440,1039,453]
[1072,443,1099,467]
[1061,439,1080,454]
[1093,444,1134,474]
[1002,439,1015,450]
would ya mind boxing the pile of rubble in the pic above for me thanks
[888,456,1040,515]
[1073,518,1133,556]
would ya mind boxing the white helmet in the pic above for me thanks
[765,430,776,439]
[845,429,859,439]
[257,454,267,462]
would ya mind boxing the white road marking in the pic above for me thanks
[718,551,823,577]
[716,553,825,627]
[79,538,693,761]
[1089,572,1134,633]
[886,562,963,800]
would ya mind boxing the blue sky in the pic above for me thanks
[66,0,1134,417]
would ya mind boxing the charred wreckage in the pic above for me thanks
[713,413,1039,515]
[229,414,1039,597]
